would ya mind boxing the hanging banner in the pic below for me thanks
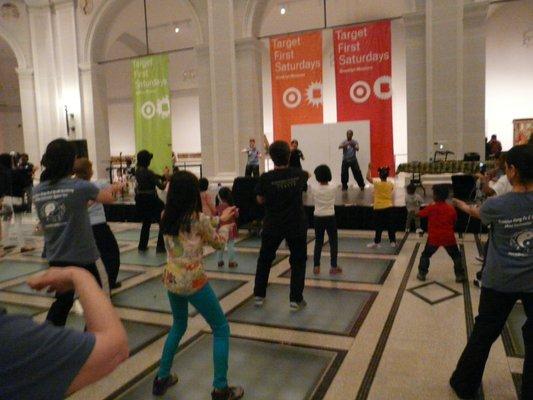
[270,31,323,142]
[333,21,394,175]
[131,54,172,174]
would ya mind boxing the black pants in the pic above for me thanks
[46,260,105,327]
[254,230,307,302]
[451,288,532,399]
[245,164,259,178]
[373,208,396,244]
[341,159,365,190]
[476,237,490,280]
[135,193,165,252]
[418,243,464,276]
[313,216,337,267]
[92,223,120,287]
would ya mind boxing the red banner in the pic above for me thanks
[334,21,394,175]
[271,31,323,143]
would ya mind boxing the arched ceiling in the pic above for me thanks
[256,0,417,37]
[93,0,200,62]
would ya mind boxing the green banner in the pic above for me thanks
[132,54,172,174]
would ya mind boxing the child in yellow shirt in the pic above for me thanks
[366,163,396,248]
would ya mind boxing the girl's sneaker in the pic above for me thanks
[416,228,423,234]
[211,386,244,400]
[152,374,179,396]
[367,242,380,249]
[329,267,343,275]
[218,261,224,268]
[228,261,238,268]
[313,266,320,275]
[390,242,397,248]
[254,296,264,307]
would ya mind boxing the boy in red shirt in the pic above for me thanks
[416,185,466,282]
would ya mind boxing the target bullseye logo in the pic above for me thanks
[349,80,371,104]
[141,101,156,119]
[282,87,302,109]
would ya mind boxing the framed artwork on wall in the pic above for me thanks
[513,118,533,145]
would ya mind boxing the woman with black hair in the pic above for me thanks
[33,139,121,326]
[450,144,533,399]
[153,171,243,399]
[134,150,166,253]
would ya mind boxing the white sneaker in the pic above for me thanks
[367,243,379,249]
[72,300,84,315]
[390,242,397,248]
[289,299,307,311]
[416,228,423,234]
[254,296,264,307]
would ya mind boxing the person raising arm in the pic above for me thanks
[0,267,128,400]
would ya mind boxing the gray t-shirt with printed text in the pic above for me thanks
[481,191,533,292]
[33,178,100,264]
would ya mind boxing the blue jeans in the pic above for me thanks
[158,284,230,389]
[216,238,235,263]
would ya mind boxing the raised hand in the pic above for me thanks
[220,206,237,223]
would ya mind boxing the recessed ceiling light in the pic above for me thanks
[280,6,286,15]
[174,27,180,33]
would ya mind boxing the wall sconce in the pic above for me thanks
[64,106,76,136]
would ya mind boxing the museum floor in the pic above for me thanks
[0,220,524,399]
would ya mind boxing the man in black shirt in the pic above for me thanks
[254,141,308,311]
[289,140,304,169]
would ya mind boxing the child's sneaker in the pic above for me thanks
[390,242,397,248]
[313,266,320,275]
[366,242,380,249]
[152,374,179,396]
[290,299,307,311]
[217,261,224,268]
[254,296,264,307]
[416,228,423,234]
[211,386,244,400]
[416,272,427,281]
[228,261,238,268]
[329,267,343,275]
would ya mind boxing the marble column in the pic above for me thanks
[79,63,111,179]
[462,2,489,158]
[235,37,264,173]
[27,2,63,148]
[16,68,40,164]
[197,0,240,183]
[404,12,427,162]
[52,0,84,139]
[426,0,464,159]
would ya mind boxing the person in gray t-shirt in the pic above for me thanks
[0,267,129,400]
[242,138,261,178]
[450,144,533,399]
[338,130,365,191]
[34,139,120,326]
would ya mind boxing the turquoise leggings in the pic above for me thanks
[158,283,230,389]
[216,238,236,263]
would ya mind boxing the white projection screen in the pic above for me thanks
[292,121,371,186]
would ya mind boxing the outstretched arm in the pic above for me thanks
[28,268,129,394]
[452,198,481,219]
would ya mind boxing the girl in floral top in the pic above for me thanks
[153,171,244,400]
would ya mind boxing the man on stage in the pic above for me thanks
[339,130,365,191]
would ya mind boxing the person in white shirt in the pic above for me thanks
[312,165,342,275]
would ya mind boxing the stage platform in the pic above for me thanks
[105,184,484,233]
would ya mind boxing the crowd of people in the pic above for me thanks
[0,135,530,400]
